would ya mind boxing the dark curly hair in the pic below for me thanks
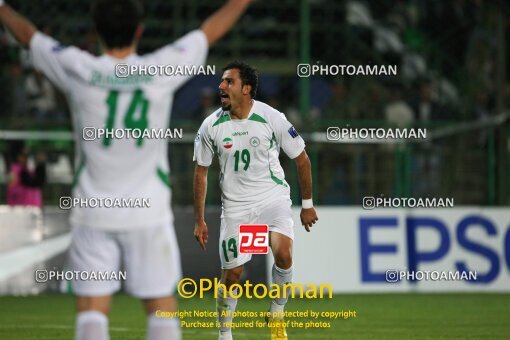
[223,61,258,98]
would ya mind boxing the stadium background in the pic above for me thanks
[0,0,509,339]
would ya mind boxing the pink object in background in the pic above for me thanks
[6,163,42,208]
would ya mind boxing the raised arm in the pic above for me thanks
[201,0,252,46]
[194,164,210,251]
[0,2,37,47]
[294,150,319,232]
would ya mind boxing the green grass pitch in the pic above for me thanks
[0,293,509,339]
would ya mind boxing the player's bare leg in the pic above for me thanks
[267,231,293,340]
[143,296,180,340]
[76,295,112,340]
[217,265,244,340]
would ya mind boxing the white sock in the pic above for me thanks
[216,286,238,334]
[218,330,233,340]
[147,314,181,340]
[270,264,293,315]
[75,311,109,340]
[269,300,285,316]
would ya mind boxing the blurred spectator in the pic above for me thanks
[362,82,385,120]
[473,90,491,121]
[413,147,441,197]
[192,87,217,120]
[25,69,60,119]
[6,141,46,208]
[465,25,497,102]
[322,80,356,120]
[384,84,414,127]
[347,77,386,120]
[473,89,492,146]
[8,64,29,117]
[410,80,449,197]
[401,51,427,81]
[411,79,448,123]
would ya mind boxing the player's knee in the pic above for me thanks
[224,272,241,287]
[275,253,292,270]
[223,267,243,287]
[76,296,111,315]
[143,296,176,315]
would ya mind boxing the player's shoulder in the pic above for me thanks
[32,32,93,60]
[202,108,227,128]
[252,100,289,124]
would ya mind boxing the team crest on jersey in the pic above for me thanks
[223,137,233,149]
[250,137,260,147]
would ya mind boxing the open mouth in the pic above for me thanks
[220,93,229,104]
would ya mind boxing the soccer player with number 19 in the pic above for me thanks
[193,61,319,340]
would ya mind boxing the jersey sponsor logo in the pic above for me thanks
[250,137,260,147]
[239,224,269,254]
[288,126,299,138]
[232,131,248,136]
[223,137,233,149]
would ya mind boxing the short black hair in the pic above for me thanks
[223,61,258,98]
[91,0,145,49]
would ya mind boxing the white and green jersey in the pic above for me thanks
[29,30,208,230]
[193,100,305,213]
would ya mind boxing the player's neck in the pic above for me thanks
[104,46,137,60]
[230,100,253,120]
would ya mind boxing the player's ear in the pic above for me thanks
[242,84,252,96]
[134,24,144,41]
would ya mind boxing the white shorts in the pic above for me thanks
[219,198,294,269]
[68,223,181,299]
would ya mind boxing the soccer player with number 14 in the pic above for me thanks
[193,61,319,340]
[0,1,252,339]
